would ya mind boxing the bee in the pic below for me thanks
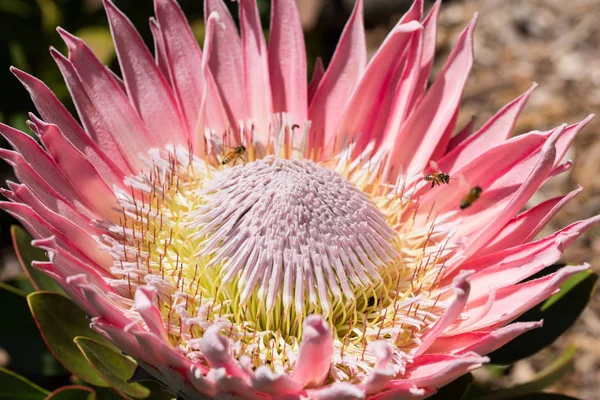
[460,186,482,209]
[424,161,451,188]
[221,145,246,166]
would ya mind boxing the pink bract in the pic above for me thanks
[0,0,596,399]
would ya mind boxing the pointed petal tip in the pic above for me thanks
[31,236,58,252]
[56,27,81,52]
[9,65,22,76]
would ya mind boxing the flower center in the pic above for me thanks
[194,156,401,327]
[105,147,451,376]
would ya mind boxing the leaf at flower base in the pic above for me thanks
[73,337,173,400]
[489,270,597,364]
[479,346,576,400]
[6,275,36,294]
[0,367,49,399]
[27,291,113,387]
[11,225,64,294]
[429,373,473,400]
[45,385,96,400]
[0,283,65,378]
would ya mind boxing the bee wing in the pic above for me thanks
[429,160,442,173]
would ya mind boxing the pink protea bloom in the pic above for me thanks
[0,0,596,398]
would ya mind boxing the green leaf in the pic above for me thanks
[0,367,49,399]
[27,292,112,387]
[0,283,65,378]
[45,386,95,400]
[6,275,36,294]
[541,270,591,310]
[73,337,152,399]
[480,346,576,400]
[489,270,597,364]
[429,373,473,400]
[11,225,64,294]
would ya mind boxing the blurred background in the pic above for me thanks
[0,0,598,398]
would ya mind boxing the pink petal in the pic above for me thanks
[74,280,132,329]
[0,150,74,210]
[198,13,237,145]
[438,83,537,174]
[370,388,429,400]
[104,0,187,145]
[33,236,113,282]
[308,0,366,155]
[149,18,171,84]
[553,115,594,168]
[308,382,365,400]
[476,186,582,257]
[49,49,134,173]
[459,125,562,258]
[389,353,487,389]
[34,265,98,316]
[446,115,476,152]
[415,131,547,223]
[239,0,274,145]
[429,108,459,161]
[7,184,110,267]
[307,57,325,104]
[348,0,423,154]
[154,0,205,136]
[414,270,472,356]
[92,319,146,361]
[408,0,441,113]
[426,321,543,355]
[383,15,476,179]
[134,286,169,341]
[57,28,154,169]
[0,128,89,211]
[417,125,563,258]
[207,368,258,400]
[446,265,589,334]
[204,0,247,126]
[10,67,127,178]
[0,201,57,240]
[459,216,600,299]
[250,365,303,396]
[378,32,424,152]
[269,0,307,125]
[290,315,333,388]
[337,21,422,155]
[30,118,120,220]
[198,325,248,379]
[7,181,93,236]
[400,0,424,22]
[132,330,193,371]
[188,366,217,397]
[361,341,396,395]
[457,321,543,355]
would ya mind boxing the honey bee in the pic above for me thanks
[424,161,450,188]
[460,186,482,209]
[221,145,246,166]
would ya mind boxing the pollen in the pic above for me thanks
[104,146,453,378]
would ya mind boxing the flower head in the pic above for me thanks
[1,0,597,398]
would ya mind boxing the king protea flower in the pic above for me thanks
[0,0,596,398]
